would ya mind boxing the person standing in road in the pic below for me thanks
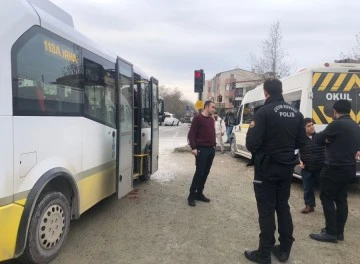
[187,100,216,207]
[298,118,325,214]
[214,111,226,154]
[245,78,306,264]
[309,100,360,243]
[224,109,236,143]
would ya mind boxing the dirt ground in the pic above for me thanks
[7,149,360,264]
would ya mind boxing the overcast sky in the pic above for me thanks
[50,0,360,102]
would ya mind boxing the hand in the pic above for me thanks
[299,160,305,169]
[191,149,198,156]
[356,151,360,161]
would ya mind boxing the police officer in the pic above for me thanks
[244,78,306,264]
[309,100,360,243]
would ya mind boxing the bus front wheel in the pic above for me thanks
[20,192,71,264]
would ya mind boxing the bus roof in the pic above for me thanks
[27,0,74,27]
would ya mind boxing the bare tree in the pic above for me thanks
[159,85,195,118]
[339,33,360,61]
[250,20,292,78]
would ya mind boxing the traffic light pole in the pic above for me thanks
[198,91,202,114]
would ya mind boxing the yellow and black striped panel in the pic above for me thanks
[312,72,360,124]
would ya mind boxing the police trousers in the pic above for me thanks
[253,155,295,255]
[320,165,355,236]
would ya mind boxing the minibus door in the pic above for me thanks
[150,77,159,173]
[116,57,133,199]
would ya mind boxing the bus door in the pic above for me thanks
[150,77,159,173]
[116,57,133,199]
[312,72,358,125]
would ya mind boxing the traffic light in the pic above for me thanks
[218,94,222,102]
[194,69,204,93]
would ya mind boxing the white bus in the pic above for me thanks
[0,0,163,263]
[230,63,360,178]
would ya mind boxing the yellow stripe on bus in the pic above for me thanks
[344,75,356,91]
[15,199,27,206]
[312,109,322,124]
[331,73,347,91]
[350,110,356,121]
[356,75,360,87]
[318,73,334,91]
[0,203,24,262]
[318,106,333,123]
[312,72,322,87]
[78,165,116,214]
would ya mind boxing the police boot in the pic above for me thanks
[321,228,344,241]
[244,250,271,264]
[195,193,210,202]
[309,232,337,243]
[188,193,196,207]
[271,245,289,262]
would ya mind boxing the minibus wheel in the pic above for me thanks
[20,192,70,264]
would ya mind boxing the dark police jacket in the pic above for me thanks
[246,95,306,165]
[299,133,325,172]
[314,115,360,166]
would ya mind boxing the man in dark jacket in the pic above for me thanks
[310,100,360,243]
[298,118,325,214]
[187,100,216,207]
[244,79,306,264]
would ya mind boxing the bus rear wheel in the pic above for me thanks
[20,192,71,264]
[139,151,151,181]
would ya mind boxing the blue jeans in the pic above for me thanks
[226,126,233,142]
[301,169,320,207]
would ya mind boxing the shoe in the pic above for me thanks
[321,228,344,241]
[195,193,210,202]
[244,250,271,264]
[188,194,196,207]
[271,245,289,262]
[301,205,314,214]
[309,232,337,243]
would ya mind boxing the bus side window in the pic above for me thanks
[284,91,302,110]
[242,103,253,124]
[13,29,82,117]
[236,105,244,125]
[242,100,265,124]
[83,59,116,128]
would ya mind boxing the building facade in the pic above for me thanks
[203,68,263,114]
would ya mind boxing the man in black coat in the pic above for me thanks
[298,118,325,214]
[245,78,306,264]
[310,100,360,243]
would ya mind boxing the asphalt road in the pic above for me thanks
[4,123,360,264]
